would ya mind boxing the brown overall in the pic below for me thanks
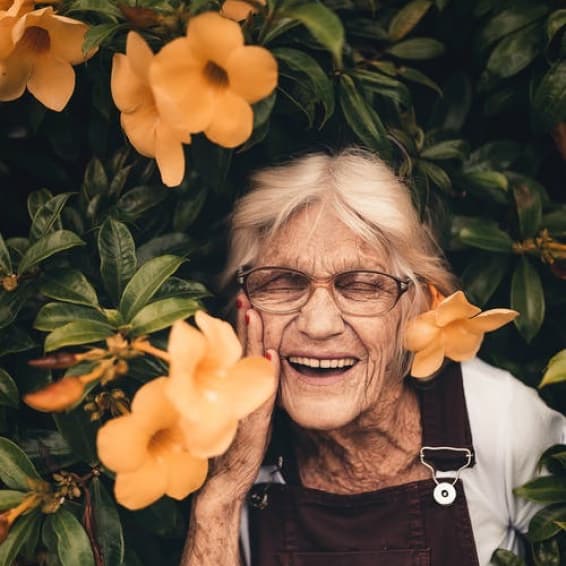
[247,362,481,566]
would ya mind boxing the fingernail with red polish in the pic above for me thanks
[265,352,272,361]
[236,298,242,309]
[245,313,250,325]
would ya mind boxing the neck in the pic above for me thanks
[292,380,426,494]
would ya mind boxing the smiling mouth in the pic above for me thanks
[286,356,358,378]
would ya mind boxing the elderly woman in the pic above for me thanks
[181,149,565,566]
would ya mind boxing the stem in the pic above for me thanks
[132,340,171,363]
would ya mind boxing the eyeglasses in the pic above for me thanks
[238,267,411,316]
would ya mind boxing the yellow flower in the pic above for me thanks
[23,376,85,412]
[111,31,191,187]
[404,290,518,378]
[221,0,265,22]
[166,311,276,458]
[150,11,278,148]
[0,0,34,60]
[0,5,95,111]
[97,377,208,510]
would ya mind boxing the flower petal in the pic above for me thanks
[0,49,31,101]
[403,311,440,352]
[180,412,238,458]
[221,0,258,21]
[114,457,167,510]
[97,415,149,473]
[121,106,157,157]
[464,309,518,333]
[186,12,243,66]
[410,338,445,378]
[220,357,276,419]
[23,376,84,413]
[150,37,214,133]
[44,14,92,64]
[163,450,208,500]
[155,121,187,187]
[435,291,481,327]
[28,54,74,111]
[226,46,277,103]
[0,17,16,59]
[203,89,253,147]
[111,53,151,113]
[126,31,153,82]
[443,321,483,362]
[131,377,178,430]
[195,310,242,372]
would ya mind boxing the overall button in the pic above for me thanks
[433,482,456,505]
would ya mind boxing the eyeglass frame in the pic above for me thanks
[237,266,412,317]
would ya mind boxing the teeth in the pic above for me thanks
[288,356,356,369]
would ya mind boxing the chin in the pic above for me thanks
[282,398,360,431]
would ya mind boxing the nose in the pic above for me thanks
[296,287,345,339]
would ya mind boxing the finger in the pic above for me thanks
[246,308,264,357]
[236,292,251,349]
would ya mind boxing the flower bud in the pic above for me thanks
[0,513,10,543]
[1,274,18,292]
[24,377,85,412]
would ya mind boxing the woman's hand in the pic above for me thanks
[200,292,280,504]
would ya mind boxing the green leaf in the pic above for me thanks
[511,257,545,343]
[119,255,185,322]
[547,10,566,43]
[0,286,33,330]
[487,24,544,79]
[283,2,344,65]
[0,325,35,357]
[0,233,12,276]
[6,237,30,262]
[532,62,566,133]
[539,350,566,388]
[34,302,107,332]
[172,187,208,233]
[30,193,73,241]
[18,231,85,276]
[67,0,122,19]
[273,47,335,126]
[516,476,566,503]
[461,252,510,306]
[386,37,445,60]
[352,69,411,108]
[27,188,53,221]
[388,0,432,41]
[532,538,560,566]
[421,140,469,160]
[528,504,566,542]
[463,171,509,204]
[44,320,114,352]
[41,269,99,307]
[513,183,542,238]
[543,206,566,237]
[130,297,199,336]
[98,218,137,306]
[416,160,452,194]
[82,22,124,53]
[397,66,442,95]
[0,490,25,511]
[53,407,98,464]
[428,72,471,131]
[0,510,42,565]
[154,277,210,301]
[115,185,169,222]
[91,478,125,566]
[339,74,391,158]
[47,508,95,566]
[458,219,514,253]
[136,234,196,266]
[0,368,19,408]
[491,548,527,566]
[0,437,41,489]
[82,158,108,200]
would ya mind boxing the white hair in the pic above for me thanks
[224,147,457,377]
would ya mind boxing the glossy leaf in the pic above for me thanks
[547,10,566,43]
[27,188,53,221]
[115,185,168,222]
[44,320,114,352]
[339,74,390,157]
[40,269,99,307]
[47,508,95,566]
[0,286,32,330]
[0,489,25,511]
[0,437,42,489]
[421,140,469,160]
[34,302,108,332]
[491,549,527,566]
[463,171,510,204]
[274,48,335,126]
[461,252,510,306]
[91,478,125,566]
[539,350,566,388]
[389,0,432,41]
[387,37,445,60]
[54,407,98,464]
[283,2,344,66]
[487,24,544,79]
[528,504,566,542]
[511,257,545,343]
[416,160,452,194]
[82,158,108,200]
[18,231,85,276]
[0,233,12,276]
[119,255,185,322]
[30,193,73,241]
[172,188,208,233]
[98,218,137,306]
[0,325,35,357]
[542,206,566,237]
[513,183,542,238]
[458,219,514,253]
[532,62,566,132]
[82,22,124,54]
[0,368,19,408]
[397,66,442,95]
[0,510,42,565]
[129,297,199,336]
[154,277,210,301]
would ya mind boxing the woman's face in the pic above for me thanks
[255,205,404,431]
